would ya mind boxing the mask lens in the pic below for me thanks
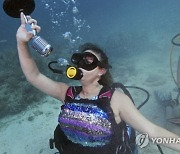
[71,53,82,65]
[83,54,95,64]
[80,52,99,71]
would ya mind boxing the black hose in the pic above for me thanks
[125,86,150,110]
[157,145,164,154]
[171,34,180,46]
[48,61,63,74]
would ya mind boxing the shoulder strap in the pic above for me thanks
[98,82,135,104]
[98,85,115,104]
[65,86,82,103]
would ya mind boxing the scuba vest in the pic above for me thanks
[54,83,137,154]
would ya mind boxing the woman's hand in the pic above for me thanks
[16,12,41,43]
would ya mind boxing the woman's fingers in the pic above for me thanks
[24,16,41,34]
[31,25,41,33]
[20,14,41,34]
[27,18,38,25]
[20,12,26,25]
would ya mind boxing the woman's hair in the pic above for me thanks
[78,43,113,87]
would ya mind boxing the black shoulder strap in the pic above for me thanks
[98,82,135,105]
[64,86,82,103]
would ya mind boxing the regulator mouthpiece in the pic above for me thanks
[66,66,83,80]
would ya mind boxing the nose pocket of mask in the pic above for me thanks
[71,53,82,65]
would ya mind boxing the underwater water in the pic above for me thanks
[0,0,180,153]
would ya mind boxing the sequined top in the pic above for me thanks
[58,100,112,147]
[57,86,124,154]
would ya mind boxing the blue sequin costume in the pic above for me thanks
[54,86,137,154]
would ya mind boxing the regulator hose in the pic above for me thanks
[125,86,150,110]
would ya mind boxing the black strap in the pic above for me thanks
[64,86,82,103]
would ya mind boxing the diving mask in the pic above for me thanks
[71,52,112,71]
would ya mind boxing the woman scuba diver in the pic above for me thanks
[16,12,180,153]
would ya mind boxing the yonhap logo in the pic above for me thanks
[136,133,149,148]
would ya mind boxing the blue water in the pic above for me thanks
[0,0,180,153]
[1,0,180,51]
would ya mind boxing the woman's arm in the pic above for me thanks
[111,91,180,151]
[16,12,69,102]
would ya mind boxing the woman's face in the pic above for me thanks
[79,50,106,84]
